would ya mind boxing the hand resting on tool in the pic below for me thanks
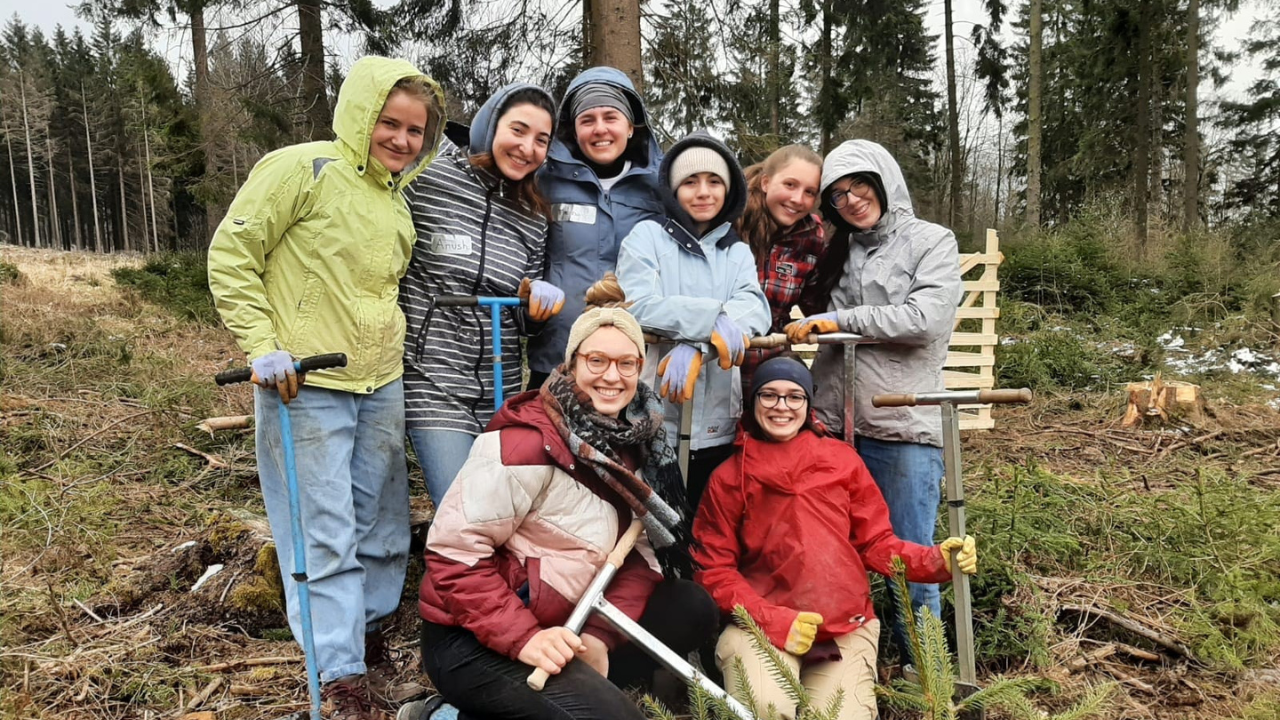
[519,277,567,322]
[250,350,305,403]
[784,311,839,345]
[938,535,978,575]
[518,627,588,676]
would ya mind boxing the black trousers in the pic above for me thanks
[685,444,736,513]
[420,579,718,720]
[526,370,550,393]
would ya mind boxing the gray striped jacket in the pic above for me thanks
[400,130,548,434]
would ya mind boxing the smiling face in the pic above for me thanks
[368,89,429,174]
[761,159,821,228]
[753,379,808,443]
[830,175,883,230]
[574,107,633,165]
[676,172,726,227]
[572,326,641,417]
[491,102,553,182]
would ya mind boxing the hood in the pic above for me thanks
[818,139,914,234]
[658,130,747,236]
[553,67,661,169]
[469,82,557,156]
[333,56,445,189]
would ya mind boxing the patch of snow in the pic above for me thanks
[171,540,197,553]
[191,564,225,593]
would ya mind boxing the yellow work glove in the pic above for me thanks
[784,311,839,345]
[939,535,978,575]
[783,611,823,656]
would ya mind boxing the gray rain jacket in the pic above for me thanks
[810,140,962,447]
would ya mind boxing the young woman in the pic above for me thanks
[786,139,964,661]
[401,279,716,720]
[615,130,771,511]
[733,145,827,393]
[527,67,665,390]
[692,356,977,720]
[207,56,444,718]
[401,83,567,505]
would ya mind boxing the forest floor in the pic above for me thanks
[2,246,1279,720]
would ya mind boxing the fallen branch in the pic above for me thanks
[1102,663,1156,694]
[196,414,253,433]
[185,676,223,711]
[1060,603,1193,659]
[1067,643,1117,672]
[1115,642,1162,662]
[72,598,103,623]
[174,443,228,469]
[194,655,302,673]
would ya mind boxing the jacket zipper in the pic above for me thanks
[469,187,498,416]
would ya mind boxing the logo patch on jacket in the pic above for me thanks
[777,261,796,276]
[429,234,472,256]
[552,204,598,225]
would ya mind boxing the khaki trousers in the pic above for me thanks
[715,620,880,720]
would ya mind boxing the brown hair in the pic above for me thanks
[468,153,551,219]
[389,76,443,135]
[734,145,823,270]
[584,272,631,309]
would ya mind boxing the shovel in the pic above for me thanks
[217,352,349,720]
[433,295,528,411]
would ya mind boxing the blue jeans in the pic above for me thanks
[407,428,477,506]
[855,436,943,663]
[255,380,410,683]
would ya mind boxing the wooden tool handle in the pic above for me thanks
[977,388,1033,404]
[872,392,917,407]
[527,518,645,691]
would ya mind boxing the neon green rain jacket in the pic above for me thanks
[208,56,444,394]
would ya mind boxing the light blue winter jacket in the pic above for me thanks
[617,131,771,451]
[529,67,666,374]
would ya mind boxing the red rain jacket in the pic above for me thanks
[692,426,950,649]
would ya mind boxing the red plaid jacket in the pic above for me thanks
[742,214,829,392]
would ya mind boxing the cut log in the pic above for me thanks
[196,415,253,433]
[1121,374,1204,427]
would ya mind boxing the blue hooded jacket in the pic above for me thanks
[528,67,666,374]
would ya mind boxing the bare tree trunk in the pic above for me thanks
[45,132,61,249]
[191,2,221,240]
[581,0,593,65]
[1134,0,1152,250]
[944,0,962,229]
[587,0,643,92]
[298,0,330,140]
[118,161,129,253]
[1182,0,1199,230]
[144,126,158,252]
[5,128,23,246]
[68,146,82,250]
[136,146,150,252]
[819,0,833,155]
[768,0,780,138]
[19,76,41,248]
[82,84,102,253]
[995,114,1004,226]
[1026,0,1043,228]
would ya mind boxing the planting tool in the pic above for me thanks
[872,388,1033,699]
[526,518,753,720]
[216,352,349,720]
[434,295,527,411]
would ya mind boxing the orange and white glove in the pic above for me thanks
[656,344,703,404]
[709,313,748,369]
[784,311,839,345]
[939,535,978,575]
[518,278,566,322]
[783,611,823,655]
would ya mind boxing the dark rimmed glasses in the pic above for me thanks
[576,352,643,377]
[829,178,874,209]
[756,390,808,409]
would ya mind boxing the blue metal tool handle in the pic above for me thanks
[433,296,524,410]
[214,353,348,386]
[278,400,323,719]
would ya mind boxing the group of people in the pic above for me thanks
[206,54,978,720]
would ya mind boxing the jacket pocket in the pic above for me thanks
[284,271,325,351]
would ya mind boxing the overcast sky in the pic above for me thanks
[7,0,1267,105]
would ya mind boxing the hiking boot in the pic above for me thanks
[364,628,430,709]
[395,695,452,720]
[321,674,385,720]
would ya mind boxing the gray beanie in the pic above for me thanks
[749,357,814,401]
[570,82,634,123]
[668,146,732,192]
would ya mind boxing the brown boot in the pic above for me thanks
[364,629,396,709]
[321,674,385,720]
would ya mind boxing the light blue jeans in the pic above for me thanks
[855,436,943,663]
[407,428,477,506]
[255,380,410,683]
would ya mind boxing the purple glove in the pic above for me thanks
[656,344,703,404]
[520,278,566,321]
[251,350,302,402]
[710,313,748,369]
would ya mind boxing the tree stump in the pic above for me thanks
[1121,375,1204,427]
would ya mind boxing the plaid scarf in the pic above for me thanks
[540,365,692,567]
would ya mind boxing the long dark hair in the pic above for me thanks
[734,145,822,270]
[808,184,857,305]
[469,88,557,219]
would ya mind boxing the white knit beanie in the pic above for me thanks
[668,146,731,192]
[563,306,647,365]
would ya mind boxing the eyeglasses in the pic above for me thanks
[829,178,874,209]
[756,391,808,409]
[576,352,643,377]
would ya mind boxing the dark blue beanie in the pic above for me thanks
[750,357,814,401]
